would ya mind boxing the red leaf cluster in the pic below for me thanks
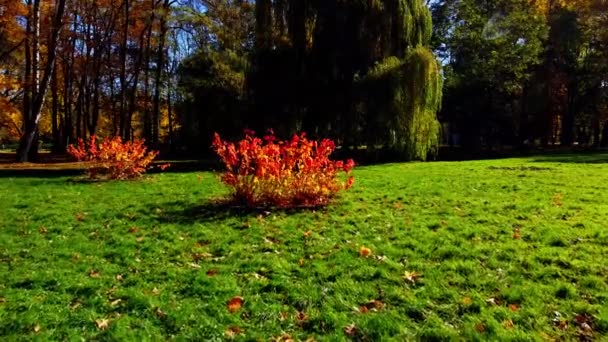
[212,130,355,208]
[67,135,158,180]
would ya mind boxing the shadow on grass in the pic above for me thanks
[0,159,219,179]
[530,152,608,164]
[150,199,323,224]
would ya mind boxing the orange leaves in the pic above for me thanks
[508,303,520,312]
[227,296,244,313]
[67,136,158,180]
[513,228,521,240]
[212,130,355,208]
[552,193,564,207]
[356,300,385,314]
[359,246,372,257]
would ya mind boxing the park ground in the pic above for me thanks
[1,153,608,340]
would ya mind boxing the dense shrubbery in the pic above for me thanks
[212,130,355,208]
[68,136,158,180]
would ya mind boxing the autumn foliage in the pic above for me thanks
[212,130,355,208]
[68,136,158,180]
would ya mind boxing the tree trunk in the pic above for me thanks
[119,0,130,140]
[22,0,32,141]
[17,0,67,162]
[51,60,62,153]
[152,0,170,148]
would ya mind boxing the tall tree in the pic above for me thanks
[17,0,67,161]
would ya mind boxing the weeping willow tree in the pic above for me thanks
[251,0,442,160]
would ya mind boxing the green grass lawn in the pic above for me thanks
[1,154,608,340]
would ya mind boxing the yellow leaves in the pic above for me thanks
[89,270,101,278]
[552,193,563,207]
[95,318,110,330]
[227,296,244,313]
[503,319,515,329]
[403,271,422,284]
[192,252,213,261]
[344,323,358,337]
[225,326,244,338]
[359,246,372,257]
[32,324,41,333]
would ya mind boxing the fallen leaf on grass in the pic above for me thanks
[356,305,369,314]
[296,311,309,324]
[39,226,48,234]
[95,318,110,330]
[279,312,290,321]
[69,299,82,310]
[110,299,122,307]
[128,227,139,234]
[225,326,243,338]
[552,193,563,207]
[503,319,515,329]
[192,252,213,261]
[272,333,294,342]
[154,307,167,319]
[227,296,244,313]
[75,213,86,222]
[303,230,312,237]
[461,297,473,305]
[89,270,101,278]
[555,320,568,331]
[136,236,144,242]
[403,271,422,284]
[298,258,305,267]
[115,274,124,282]
[359,246,372,257]
[152,287,160,295]
[344,323,357,337]
[206,269,218,276]
[508,304,520,312]
[513,228,521,240]
[357,299,385,313]
[474,323,486,333]
[32,324,41,333]
[188,263,201,269]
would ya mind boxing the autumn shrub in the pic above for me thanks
[67,135,158,180]
[212,130,355,208]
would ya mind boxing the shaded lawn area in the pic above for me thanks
[1,155,608,340]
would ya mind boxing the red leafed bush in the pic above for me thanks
[212,130,355,208]
[67,135,158,180]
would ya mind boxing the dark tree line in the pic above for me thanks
[1,0,607,161]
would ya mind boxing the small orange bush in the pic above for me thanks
[68,135,158,180]
[212,130,355,208]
